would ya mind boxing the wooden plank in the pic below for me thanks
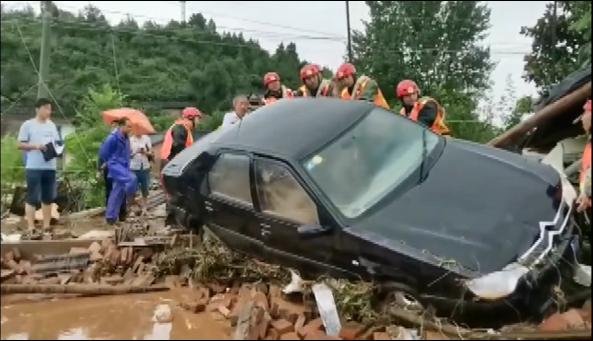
[1,239,100,260]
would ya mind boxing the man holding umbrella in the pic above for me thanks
[100,108,154,225]
[99,117,138,225]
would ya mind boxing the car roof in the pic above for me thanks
[214,98,374,160]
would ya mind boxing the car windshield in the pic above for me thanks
[302,107,439,219]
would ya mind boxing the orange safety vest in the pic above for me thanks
[340,76,389,109]
[580,140,591,194]
[264,86,293,105]
[160,119,194,160]
[400,97,451,136]
[298,79,333,97]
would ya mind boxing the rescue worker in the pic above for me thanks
[99,118,137,225]
[263,72,293,105]
[295,64,334,98]
[576,99,591,213]
[335,63,389,109]
[160,107,202,170]
[396,80,451,136]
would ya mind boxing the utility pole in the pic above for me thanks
[37,0,51,99]
[181,1,186,24]
[345,1,353,62]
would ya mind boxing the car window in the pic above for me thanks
[255,159,319,225]
[303,107,439,218]
[208,153,253,206]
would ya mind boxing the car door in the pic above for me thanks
[253,157,352,278]
[204,152,263,258]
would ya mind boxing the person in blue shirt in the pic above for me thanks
[98,118,137,225]
[17,98,62,233]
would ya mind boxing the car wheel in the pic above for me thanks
[377,281,424,312]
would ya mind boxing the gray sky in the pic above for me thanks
[6,1,549,102]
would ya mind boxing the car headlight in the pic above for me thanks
[464,262,529,300]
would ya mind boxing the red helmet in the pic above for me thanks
[336,63,356,80]
[584,99,592,113]
[182,107,202,119]
[396,80,420,99]
[300,64,321,81]
[264,72,280,87]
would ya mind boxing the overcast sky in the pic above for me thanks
[5,1,549,102]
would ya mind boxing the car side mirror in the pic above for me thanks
[297,224,332,238]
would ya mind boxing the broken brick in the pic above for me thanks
[298,318,324,338]
[69,247,90,255]
[539,309,586,332]
[255,282,269,295]
[339,322,366,340]
[295,314,307,334]
[304,331,341,340]
[258,312,272,339]
[271,319,294,335]
[18,260,32,275]
[90,251,103,262]
[266,328,279,340]
[253,290,269,311]
[132,256,145,273]
[373,332,391,340]
[218,305,231,318]
[1,269,16,281]
[269,284,282,299]
[580,300,592,325]
[207,282,226,294]
[4,251,14,263]
[281,332,301,340]
[88,242,101,254]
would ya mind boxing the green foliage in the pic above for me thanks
[76,84,126,129]
[1,135,25,185]
[150,114,176,132]
[504,96,533,130]
[1,5,308,115]
[197,111,225,134]
[352,1,496,142]
[521,1,592,91]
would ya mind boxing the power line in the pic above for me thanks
[1,16,532,56]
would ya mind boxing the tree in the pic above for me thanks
[504,96,533,130]
[352,1,495,141]
[0,5,308,114]
[521,1,591,92]
[497,74,517,127]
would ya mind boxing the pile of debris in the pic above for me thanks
[2,228,592,340]
[0,235,171,293]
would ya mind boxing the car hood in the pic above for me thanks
[349,139,562,276]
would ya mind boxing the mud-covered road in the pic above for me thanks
[1,289,231,340]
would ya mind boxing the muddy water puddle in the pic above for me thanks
[1,290,231,340]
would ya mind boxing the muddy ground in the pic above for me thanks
[1,289,231,340]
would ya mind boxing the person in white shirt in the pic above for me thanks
[221,95,250,129]
[129,132,153,214]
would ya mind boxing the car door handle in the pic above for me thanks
[260,223,271,237]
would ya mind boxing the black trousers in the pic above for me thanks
[103,169,127,221]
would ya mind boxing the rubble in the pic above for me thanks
[2,199,592,340]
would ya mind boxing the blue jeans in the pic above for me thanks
[25,169,56,206]
[133,169,151,198]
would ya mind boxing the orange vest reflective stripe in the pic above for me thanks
[400,97,451,135]
[160,119,194,160]
[580,141,592,193]
[340,76,389,109]
[299,79,332,97]
[264,86,293,105]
